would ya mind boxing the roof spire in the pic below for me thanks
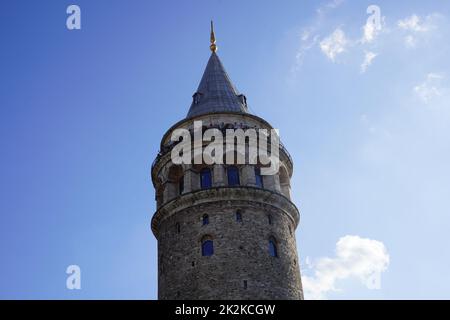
[186,21,249,118]
[210,20,217,53]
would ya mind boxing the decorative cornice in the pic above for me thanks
[151,186,300,238]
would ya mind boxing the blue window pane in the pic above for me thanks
[269,240,278,257]
[202,240,214,256]
[200,169,212,189]
[255,167,263,188]
[227,166,240,186]
[203,214,209,225]
[236,211,242,222]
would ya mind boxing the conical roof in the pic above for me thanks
[187,52,248,118]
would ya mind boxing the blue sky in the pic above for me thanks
[1,0,449,299]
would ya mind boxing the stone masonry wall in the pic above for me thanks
[156,191,303,300]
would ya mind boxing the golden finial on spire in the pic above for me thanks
[210,20,217,53]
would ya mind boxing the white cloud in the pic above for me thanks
[397,14,439,47]
[361,15,385,44]
[316,0,344,17]
[360,51,377,73]
[404,35,416,48]
[293,0,345,70]
[362,21,377,44]
[293,8,445,76]
[302,235,390,300]
[398,14,430,32]
[295,34,320,67]
[301,29,311,41]
[414,73,444,104]
[320,28,348,62]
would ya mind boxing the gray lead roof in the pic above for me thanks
[186,52,248,118]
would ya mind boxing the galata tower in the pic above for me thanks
[151,22,303,300]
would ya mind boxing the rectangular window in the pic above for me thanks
[200,169,212,189]
[227,166,240,186]
[255,167,263,188]
[179,176,184,194]
[202,240,214,256]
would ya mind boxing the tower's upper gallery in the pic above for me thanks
[187,52,249,118]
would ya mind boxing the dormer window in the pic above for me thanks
[238,94,247,108]
[193,92,202,105]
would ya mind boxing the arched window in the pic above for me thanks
[227,166,240,186]
[179,175,184,195]
[200,168,212,189]
[201,238,214,256]
[268,238,278,257]
[176,223,181,234]
[236,210,242,222]
[255,167,264,188]
[202,214,209,225]
[268,214,272,225]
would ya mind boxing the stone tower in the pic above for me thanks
[151,23,303,300]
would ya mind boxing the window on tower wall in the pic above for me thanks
[200,168,212,189]
[201,239,214,256]
[179,175,184,195]
[255,167,263,188]
[202,214,209,225]
[227,166,240,186]
[236,210,242,222]
[268,237,278,257]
